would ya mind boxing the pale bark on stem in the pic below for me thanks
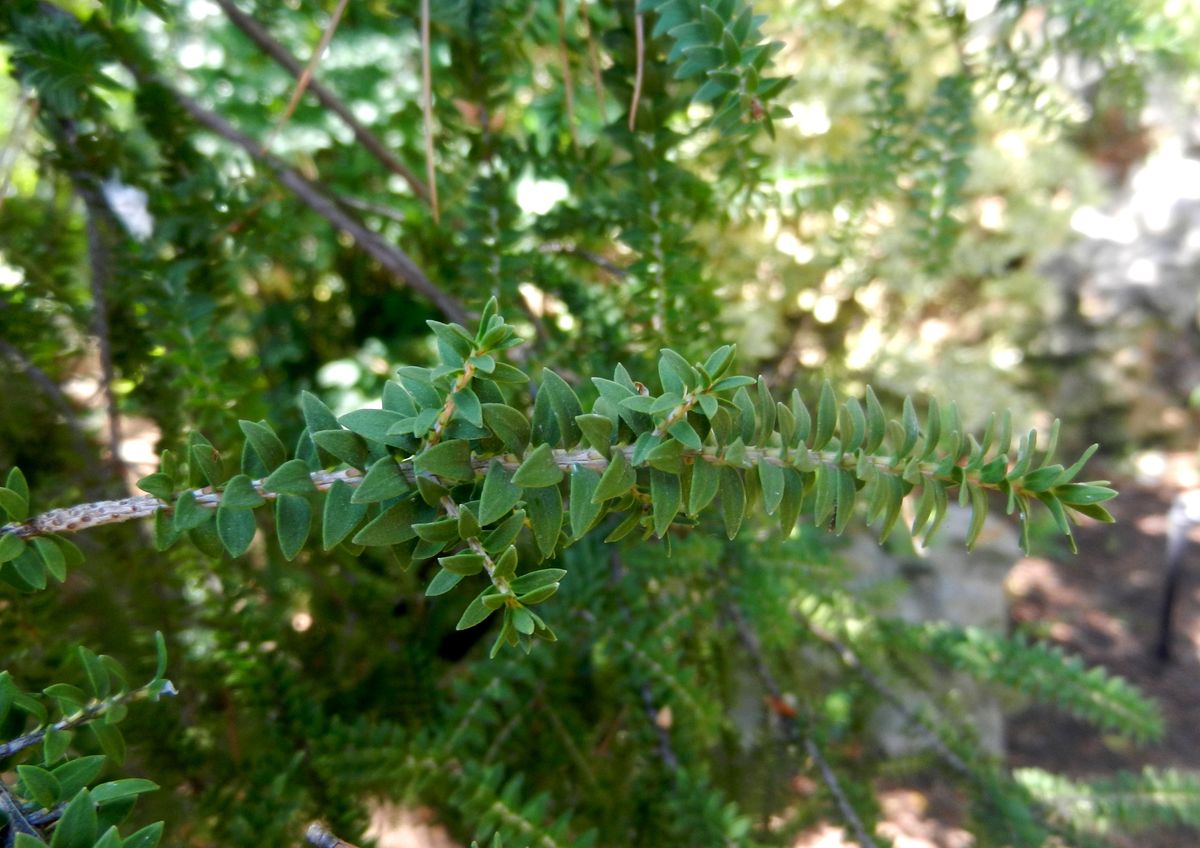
[305,823,360,848]
[0,444,966,541]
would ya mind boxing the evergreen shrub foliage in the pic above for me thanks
[0,0,1197,846]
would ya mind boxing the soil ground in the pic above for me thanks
[1004,461,1200,848]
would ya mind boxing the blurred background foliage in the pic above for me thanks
[4,0,1200,845]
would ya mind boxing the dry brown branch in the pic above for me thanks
[559,0,579,151]
[263,0,351,151]
[213,0,431,203]
[629,12,644,131]
[126,70,466,322]
[724,599,881,848]
[421,0,440,222]
[579,0,607,117]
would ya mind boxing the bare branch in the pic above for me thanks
[559,0,579,151]
[420,0,440,222]
[263,0,351,151]
[579,0,607,117]
[212,0,431,203]
[135,72,467,323]
[723,599,881,848]
[629,13,644,131]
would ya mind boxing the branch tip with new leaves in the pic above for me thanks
[0,300,1115,654]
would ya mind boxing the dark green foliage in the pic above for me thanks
[1,0,1198,846]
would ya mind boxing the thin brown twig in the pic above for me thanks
[559,0,579,151]
[73,176,124,481]
[137,72,467,322]
[629,12,644,131]
[213,0,431,202]
[723,598,880,848]
[421,0,440,222]
[263,0,351,151]
[579,0,607,117]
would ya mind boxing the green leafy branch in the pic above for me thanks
[0,639,174,848]
[0,301,1114,654]
[636,0,790,136]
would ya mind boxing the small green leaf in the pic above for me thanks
[91,722,126,765]
[32,537,66,582]
[540,369,584,447]
[812,381,837,450]
[322,479,367,550]
[479,463,523,525]
[1054,483,1118,505]
[688,457,720,516]
[187,433,223,487]
[343,408,408,444]
[668,419,703,451]
[11,547,46,590]
[414,440,474,482]
[0,533,24,563]
[311,430,370,469]
[833,468,857,535]
[51,790,98,848]
[216,503,256,557]
[276,494,312,560]
[711,375,756,392]
[453,387,483,428]
[352,457,411,504]
[576,414,614,453]
[238,420,287,472]
[78,646,110,699]
[301,390,340,433]
[221,474,265,509]
[154,631,168,680]
[758,461,784,516]
[352,499,417,546]
[650,469,681,538]
[482,404,531,453]
[0,487,28,522]
[720,467,746,540]
[426,568,465,596]
[483,510,526,555]
[525,485,563,558]
[511,568,566,594]
[593,450,636,502]
[263,459,317,495]
[18,764,61,809]
[172,491,209,532]
[457,588,499,630]
[51,756,105,799]
[512,443,564,488]
[6,467,29,503]
[43,727,71,764]
[439,551,485,576]
[123,822,164,848]
[94,827,122,848]
[569,467,602,539]
[136,472,175,501]
[90,778,158,804]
